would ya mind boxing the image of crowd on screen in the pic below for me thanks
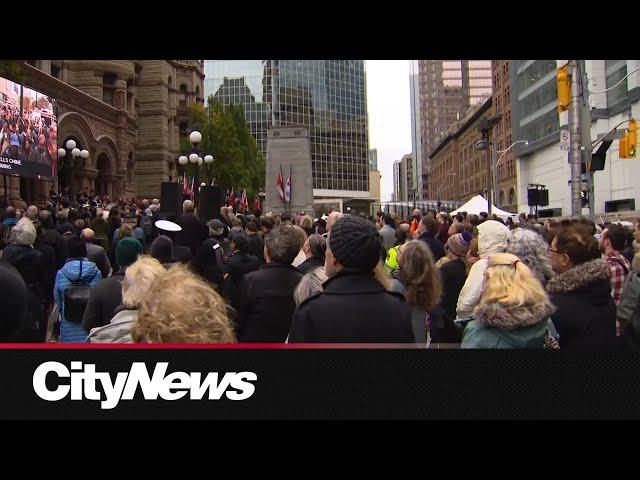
[0,101,57,165]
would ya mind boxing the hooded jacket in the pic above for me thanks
[54,258,102,343]
[456,220,511,318]
[546,258,616,346]
[456,301,557,348]
[87,306,136,343]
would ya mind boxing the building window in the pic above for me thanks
[605,60,628,108]
[103,72,117,106]
[179,84,188,107]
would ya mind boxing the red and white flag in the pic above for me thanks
[284,167,291,203]
[277,167,285,203]
[242,189,249,212]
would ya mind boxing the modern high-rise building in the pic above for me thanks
[204,60,371,212]
[368,148,378,171]
[392,159,402,202]
[413,60,492,199]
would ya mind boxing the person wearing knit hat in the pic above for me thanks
[430,230,474,344]
[288,215,415,343]
[81,237,141,335]
[447,230,473,258]
[150,235,178,269]
[457,220,511,318]
[116,237,143,270]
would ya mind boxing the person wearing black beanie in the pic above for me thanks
[288,215,415,343]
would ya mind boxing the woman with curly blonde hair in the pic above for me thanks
[455,253,558,349]
[88,255,165,343]
[132,263,236,343]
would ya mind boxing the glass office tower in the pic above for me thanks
[204,60,369,194]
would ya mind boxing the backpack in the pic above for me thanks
[63,260,96,323]
[141,214,154,238]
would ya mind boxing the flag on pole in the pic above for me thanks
[242,189,249,213]
[224,188,230,206]
[277,166,285,203]
[285,165,291,203]
[253,196,261,213]
[190,176,195,201]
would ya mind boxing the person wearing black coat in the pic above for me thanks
[38,210,67,270]
[0,261,39,342]
[175,201,208,258]
[429,232,472,344]
[82,237,143,332]
[417,215,445,261]
[236,224,304,342]
[245,221,265,263]
[1,219,49,340]
[288,215,414,343]
[221,234,260,312]
[297,233,326,275]
[547,226,617,346]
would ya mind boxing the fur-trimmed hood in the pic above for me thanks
[546,258,611,295]
[473,301,555,330]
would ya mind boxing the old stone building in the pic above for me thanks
[429,97,493,204]
[2,60,204,203]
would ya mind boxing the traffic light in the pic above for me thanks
[620,134,629,159]
[628,119,637,157]
[557,64,571,113]
[581,190,588,208]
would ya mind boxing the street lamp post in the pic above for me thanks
[435,172,457,210]
[494,140,529,209]
[476,114,502,215]
[57,139,89,202]
[177,130,213,207]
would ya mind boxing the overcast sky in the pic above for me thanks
[366,60,412,202]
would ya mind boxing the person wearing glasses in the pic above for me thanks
[546,224,616,346]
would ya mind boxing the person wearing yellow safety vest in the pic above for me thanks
[385,228,410,275]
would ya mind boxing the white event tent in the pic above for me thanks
[450,195,517,219]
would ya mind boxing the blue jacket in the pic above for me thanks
[54,258,102,343]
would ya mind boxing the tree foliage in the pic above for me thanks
[181,97,265,202]
[0,60,25,83]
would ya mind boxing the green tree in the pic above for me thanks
[0,61,25,83]
[181,98,265,204]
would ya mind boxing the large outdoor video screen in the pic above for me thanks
[0,76,57,181]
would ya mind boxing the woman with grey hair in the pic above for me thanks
[294,267,328,307]
[505,227,555,285]
[1,218,48,340]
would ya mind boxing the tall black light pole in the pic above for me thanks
[57,139,89,202]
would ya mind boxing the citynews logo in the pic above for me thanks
[33,362,257,410]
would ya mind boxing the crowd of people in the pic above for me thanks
[1,190,639,348]
[0,103,57,166]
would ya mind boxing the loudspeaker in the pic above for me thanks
[160,182,182,218]
[527,188,549,207]
[538,189,549,206]
[198,185,223,221]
